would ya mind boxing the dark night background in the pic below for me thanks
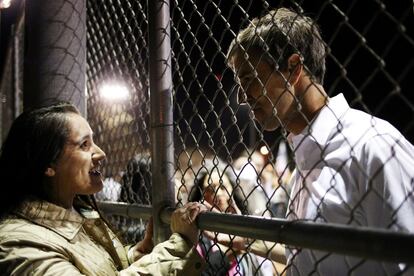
[171,0,414,160]
[1,0,413,161]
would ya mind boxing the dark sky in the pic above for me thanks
[171,0,414,159]
[1,0,413,158]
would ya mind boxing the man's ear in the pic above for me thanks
[287,53,303,85]
[45,167,56,177]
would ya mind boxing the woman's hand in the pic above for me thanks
[129,218,154,261]
[170,202,207,245]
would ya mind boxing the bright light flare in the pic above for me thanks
[0,0,12,9]
[100,83,129,101]
[260,145,269,155]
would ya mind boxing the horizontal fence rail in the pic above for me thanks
[98,202,414,265]
[98,201,152,219]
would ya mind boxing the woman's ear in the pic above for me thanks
[45,167,56,177]
[287,53,303,85]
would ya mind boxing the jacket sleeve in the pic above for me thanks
[120,233,205,275]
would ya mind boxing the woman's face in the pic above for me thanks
[45,113,106,207]
[203,171,233,212]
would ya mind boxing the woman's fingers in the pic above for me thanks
[170,202,207,245]
[144,217,153,239]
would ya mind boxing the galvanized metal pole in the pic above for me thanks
[12,15,24,119]
[24,0,86,115]
[148,0,175,244]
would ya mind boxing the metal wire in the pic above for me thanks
[1,0,413,274]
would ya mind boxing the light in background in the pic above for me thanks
[260,145,269,155]
[100,82,129,101]
[0,0,12,9]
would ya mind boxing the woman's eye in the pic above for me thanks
[80,141,90,149]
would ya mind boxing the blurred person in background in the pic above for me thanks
[175,148,206,205]
[233,150,271,217]
[120,153,152,205]
[0,102,206,275]
[189,158,274,276]
[234,147,291,218]
[227,7,414,275]
[115,153,152,243]
[95,173,122,202]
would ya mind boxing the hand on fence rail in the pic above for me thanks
[171,202,208,245]
[0,103,208,275]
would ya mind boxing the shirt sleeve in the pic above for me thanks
[361,133,414,233]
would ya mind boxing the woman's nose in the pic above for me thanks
[92,144,106,162]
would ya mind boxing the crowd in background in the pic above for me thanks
[96,141,293,275]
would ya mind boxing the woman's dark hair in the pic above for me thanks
[0,102,80,218]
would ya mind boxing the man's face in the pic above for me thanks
[232,52,297,131]
[47,113,106,202]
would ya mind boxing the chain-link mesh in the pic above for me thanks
[83,0,414,274]
[21,0,86,113]
[0,0,413,274]
[86,0,151,243]
[0,9,24,142]
[171,0,414,274]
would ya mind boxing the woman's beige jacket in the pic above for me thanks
[0,199,204,275]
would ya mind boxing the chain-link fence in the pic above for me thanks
[85,0,414,275]
[0,3,23,142]
[1,0,413,274]
[86,0,151,243]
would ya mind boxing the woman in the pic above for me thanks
[189,159,272,276]
[0,102,205,275]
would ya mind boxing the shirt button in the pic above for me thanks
[95,220,101,226]
[195,262,201,269]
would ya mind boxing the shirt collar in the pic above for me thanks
[289,93,350,149]
[15,198,100,240]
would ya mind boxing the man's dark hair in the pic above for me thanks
[227,8,327,84]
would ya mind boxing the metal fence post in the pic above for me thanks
[148,0,175,244]
[24,0,86,115]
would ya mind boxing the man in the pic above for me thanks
[227,7,414,275]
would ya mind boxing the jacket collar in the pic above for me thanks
[14,198,99,240]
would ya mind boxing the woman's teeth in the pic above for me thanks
[89,169,101,176]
